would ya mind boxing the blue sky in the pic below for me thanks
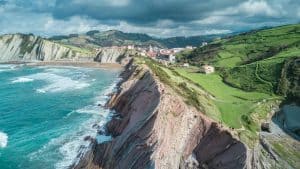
[0,0,299,37]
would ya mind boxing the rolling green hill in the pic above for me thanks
[182,24,300,99]
[49,30,227,49]
[170,24,300,143]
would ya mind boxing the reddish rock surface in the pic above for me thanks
[74,61,248,169]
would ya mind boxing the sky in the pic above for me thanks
[0,0,299,37]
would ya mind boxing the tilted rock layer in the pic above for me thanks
[75,61,248,169]
[0,34,91,62]
[94,48,137,64]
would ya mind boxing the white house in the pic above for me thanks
[183,63,189,67]
[127,45,135,50]
[202,42,208,46]
[202,65,215,74]
[186,46,194,49]
[169,54,176,63]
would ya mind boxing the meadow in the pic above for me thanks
[175,67,274,129]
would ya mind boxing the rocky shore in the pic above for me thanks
[73,60,249,169]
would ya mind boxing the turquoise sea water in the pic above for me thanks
[0,64,120,169]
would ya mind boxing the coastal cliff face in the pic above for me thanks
[0,34,91,62]
[75,61,248,169]
[94,48,136,64]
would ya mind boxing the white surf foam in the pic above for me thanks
[20,72,90,93]
[28,75,120,169]
[37,73,89,93]
[29,112,109,169]
[76,105,102,115]
[12,77,34,83]
[0,131,8,148]
[0,64,17,72]
[54,81,119,168]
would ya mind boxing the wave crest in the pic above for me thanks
[12,77,34,83]
[0,132,8,148]
[12,70,90,93]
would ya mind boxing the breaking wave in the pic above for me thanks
[12,67,91,93]
[12,77,34,83]
[0,131,8,148]
[29,80,119,169]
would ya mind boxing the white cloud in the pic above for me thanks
[0,0,299,37]
[240,0,279,16]
[112,21,231,37]
[0,4,231,38]
[73,0,130,7]
[214,0,280,17]
[194,16,230,25]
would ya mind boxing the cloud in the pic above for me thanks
[214,0,280,17]
[194,16,231,25]
[0,0,299,37]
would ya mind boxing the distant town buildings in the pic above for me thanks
[95,44,197,65]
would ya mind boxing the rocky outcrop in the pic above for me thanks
[94,48,136,64]
[75,61,248,169]
[0,34,93,62]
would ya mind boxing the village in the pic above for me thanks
[96,41,215,74]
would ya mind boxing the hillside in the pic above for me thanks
[49,30,226,48]
[0,34,94,62]
[181,24,300,98]
[167,24,300,154]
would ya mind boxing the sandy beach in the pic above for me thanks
[1,61,123,69]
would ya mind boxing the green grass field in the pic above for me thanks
[183,24,300,95]
[138,24,299,147]
[136,57,281,146]
[176,68,282,128]
[175,67,275,129]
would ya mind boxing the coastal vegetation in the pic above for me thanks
[183,24,300,97]
[137,57,278,146]
[137,24,300,147]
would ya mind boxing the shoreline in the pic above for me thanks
[73,59,248,169]
[72,60,133,169]
[0,61,123,69]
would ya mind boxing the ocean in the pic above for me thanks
[0,64,120,169]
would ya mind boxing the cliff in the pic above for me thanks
[75,61,248,169]
[0,34,93,62]
[94,48,137,64]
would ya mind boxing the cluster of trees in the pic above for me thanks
[277,57,300,102]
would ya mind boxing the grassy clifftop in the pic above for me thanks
[182,24,300,97]
[162,24,300,146]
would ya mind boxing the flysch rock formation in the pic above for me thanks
[94,48,137,65]
[0,34,94,62]
[74,60,248,169]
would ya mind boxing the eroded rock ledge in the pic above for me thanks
[74,60,248,169]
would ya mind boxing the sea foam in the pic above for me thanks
[0,64,17,72]
[29,83,117,169]
[55,83,118,168]
[0,131,8,148]
[14,70,90,93]
[12,77,34,83]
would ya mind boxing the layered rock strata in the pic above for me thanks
[75,61,248,169]
[0,34,92,62]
